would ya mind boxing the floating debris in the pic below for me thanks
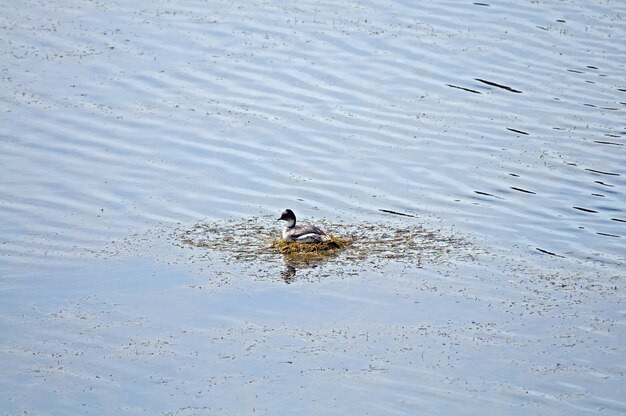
[536,247,565,258]
[446,83,482,94]
[506,127,529,135]
[379,209,415,217]
[475,78,522,93]
[172,216,470,274]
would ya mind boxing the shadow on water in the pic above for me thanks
[172,215,472,283]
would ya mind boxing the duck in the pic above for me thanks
[277,209,330,243]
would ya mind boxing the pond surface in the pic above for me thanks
[1,1,625,414]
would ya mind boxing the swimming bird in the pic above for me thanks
[277,209,330,243]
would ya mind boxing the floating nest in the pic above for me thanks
[269,235,353,262]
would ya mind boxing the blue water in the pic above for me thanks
[1,1,624,414]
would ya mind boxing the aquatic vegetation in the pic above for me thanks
[174,216,470,271]
[270,234,352,261]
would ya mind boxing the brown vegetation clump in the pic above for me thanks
[270,235,352,260]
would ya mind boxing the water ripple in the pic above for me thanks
[1,1,625,412]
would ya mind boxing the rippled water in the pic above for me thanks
[1,1,625,414]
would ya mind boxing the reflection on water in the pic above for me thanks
[1,0,625,414]
[280,263,297,283]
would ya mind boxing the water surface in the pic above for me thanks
[1,1,625,414]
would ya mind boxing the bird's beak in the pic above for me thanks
[276,216,283,221]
